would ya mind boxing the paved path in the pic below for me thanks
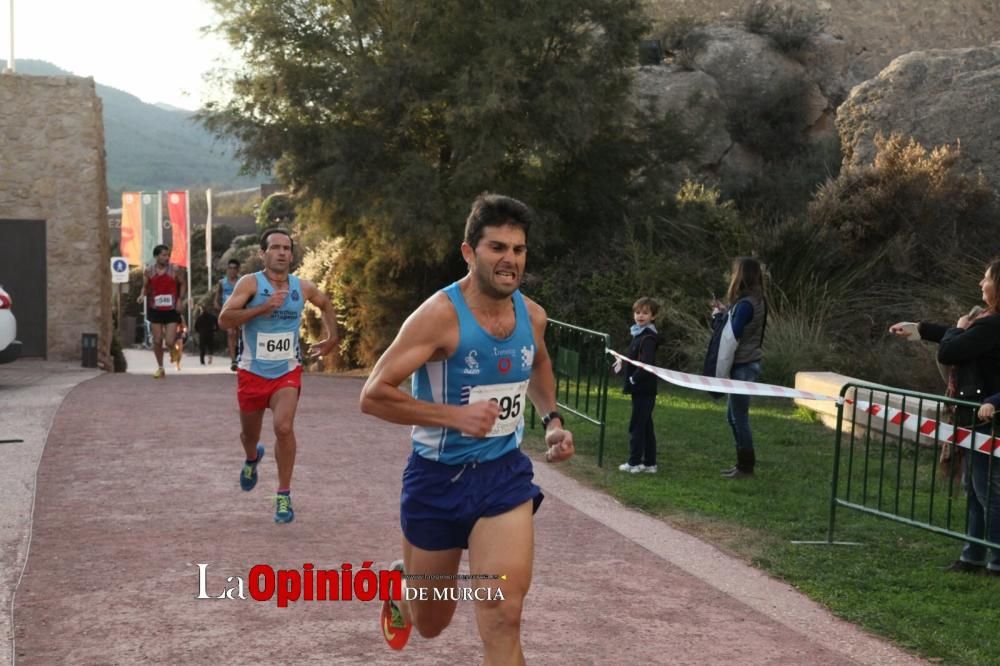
[0,360,100,666]
[3,352,926,665]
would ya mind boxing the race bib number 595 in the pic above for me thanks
[466,380,529,437]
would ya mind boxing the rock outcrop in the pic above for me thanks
[630,24,848,182]
[837,43,1000,188]
[644,0,1000,85]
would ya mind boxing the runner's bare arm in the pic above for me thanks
[301,280,340,358]
[360,294,500,437]
[218,275,283,330]
[524,297,574,462]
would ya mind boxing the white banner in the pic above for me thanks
[607,349,843,402]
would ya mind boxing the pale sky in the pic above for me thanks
[4,0,236,110]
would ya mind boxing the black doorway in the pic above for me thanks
[0,219,47,357]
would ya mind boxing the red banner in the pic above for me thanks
[120,192,142,265]
[167,191,189,267]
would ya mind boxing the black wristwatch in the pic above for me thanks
[541,411,563,429]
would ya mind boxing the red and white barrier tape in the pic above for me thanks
[850,400,1000,458]
[606,350,843,402]
[607,351,1000,457]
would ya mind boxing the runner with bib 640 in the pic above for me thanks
[219,228,339,524]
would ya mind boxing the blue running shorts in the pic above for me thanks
[400,448,544,551]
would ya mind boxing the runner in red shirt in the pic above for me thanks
[138,244,186,378]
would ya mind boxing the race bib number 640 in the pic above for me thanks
[466,380,529,437]
[256,331,295,361]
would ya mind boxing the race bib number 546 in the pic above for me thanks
[466,380,529,437]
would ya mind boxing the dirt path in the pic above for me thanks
[10,372,925,665]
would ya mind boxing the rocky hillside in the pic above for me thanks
[643,0,1000,86]
[630,23,848,189]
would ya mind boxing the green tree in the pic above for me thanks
[202,0,663,362]
[256,192,295,233]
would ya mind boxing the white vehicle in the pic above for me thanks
[0,285,20,363]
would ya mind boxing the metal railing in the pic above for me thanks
[531,319,612,465]
[808,381,1000,552]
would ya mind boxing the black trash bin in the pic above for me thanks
[81,333,98,368]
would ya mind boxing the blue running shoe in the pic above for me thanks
[274,493,294,523]
[240,444,264,491]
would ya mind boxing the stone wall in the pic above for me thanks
[643,0,1000,85]
[0,74,111,368]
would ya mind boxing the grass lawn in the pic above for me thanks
[526,386,1000,665]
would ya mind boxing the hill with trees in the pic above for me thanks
[2,59,260,197]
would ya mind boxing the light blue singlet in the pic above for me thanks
[237,272,304,379]
[410,282,536,464]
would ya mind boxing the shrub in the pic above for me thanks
[256,193,295,233]
[296,237,348,371]
[536,182,746,370]
[749,136,1000,390]
[725,134,842,219]
[741,0,825,55]
[809,133,999,284]
[657,16,707,71]
[725,76,813,161]
[742,0,777,34]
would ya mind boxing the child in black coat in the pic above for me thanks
[615,297,663,473]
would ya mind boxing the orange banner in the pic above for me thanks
[167,191,188,267]
[120,192,142,265]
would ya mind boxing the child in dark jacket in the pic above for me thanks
[615,297,663,473]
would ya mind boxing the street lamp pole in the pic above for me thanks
[5,0,14,73]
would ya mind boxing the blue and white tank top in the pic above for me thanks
[411,282,536,464]
[237,272,304,379]
[220,277,237,306]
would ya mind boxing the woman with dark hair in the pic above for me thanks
[891,258,1000,574]
[711,257,767,479]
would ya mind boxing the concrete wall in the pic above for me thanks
[795,371,957,445]
[0,74,111,368]
[644,0,1000,85]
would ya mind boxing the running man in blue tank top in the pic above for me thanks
[215,258,242,371]
[361,194,574,658]
[219,228,340,524]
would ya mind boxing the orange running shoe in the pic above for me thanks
[380,560,411,650]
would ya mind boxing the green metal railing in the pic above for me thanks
[531,318,612,465]
[809,381,1000,552]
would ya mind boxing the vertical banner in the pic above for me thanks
[140,191,162,265]
[120,192,142,265]
[186,190,192,329]
[166,191,189,267]
[205,188,213,290]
